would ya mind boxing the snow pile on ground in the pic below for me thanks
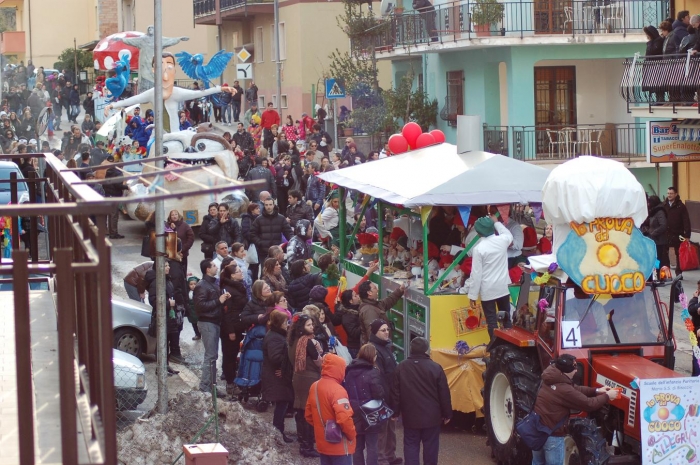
[117,390,300,465]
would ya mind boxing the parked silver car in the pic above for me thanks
[112,297,155,357]
[113,349,148,411]
[0,161,30,206]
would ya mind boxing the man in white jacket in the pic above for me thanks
[466,215,513,341]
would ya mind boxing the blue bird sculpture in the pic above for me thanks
[105,55,131,103]
[174,50,233,89]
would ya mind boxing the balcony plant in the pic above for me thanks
[471,0,504,37]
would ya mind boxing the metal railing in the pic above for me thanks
[357,0,668,51]
[482,123,646,161]
[620,54,700,111]
[4,153,117,463]
[440,95,463,127]
[193,0,272,18]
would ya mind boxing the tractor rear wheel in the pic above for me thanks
[483,345,540,465]
[566,418,610,465]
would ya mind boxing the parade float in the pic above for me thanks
[92,30,245,226]
[316,123,551,417]
[481,156,698,465]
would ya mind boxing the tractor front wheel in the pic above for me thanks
[483,345,540,465]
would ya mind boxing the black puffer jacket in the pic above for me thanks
[261,326,294,402]
[240,295,269,329]
[370,333,398,400]
[203,216,242,246]
[338,304,362,351]
[244,165,276,200]
[344,358,386,434]
[287,272,322,312]
[220,277,248,336]
[250,206,294,258]
[193,274,222,324]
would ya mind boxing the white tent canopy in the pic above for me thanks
[317,143,551,207]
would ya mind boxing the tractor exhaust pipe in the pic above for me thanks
[665,273,684,370]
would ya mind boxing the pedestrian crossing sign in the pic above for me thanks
[325,78,346,99]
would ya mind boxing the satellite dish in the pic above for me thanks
[380,0,394,16]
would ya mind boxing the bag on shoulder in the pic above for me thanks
[315,383,343,443]
[515,410,567,451]
[246,243,259,264]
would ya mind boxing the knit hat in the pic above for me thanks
[474,217,495,237]
[396,236,408,250]
[309,285,328,302]
[553,354,577,373]
[370,319,388,335]
[410,336,430,355]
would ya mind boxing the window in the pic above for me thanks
[270,24,276,62]
[281,94,288,108]
[440,70,463,127]
[418,73,424,91]
[534,66,576,127]
[279,22,286,60]
[271,95,278,107]
[258,96,265,107]
[231,31,239,49]
[255,27,264,63]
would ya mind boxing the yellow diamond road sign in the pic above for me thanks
[237,47,251,63]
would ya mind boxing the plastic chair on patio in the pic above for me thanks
[563,6,587,33]
[546,129,568,158]
[589,128,603,155]
[602,2,624,32]
[572,127,592,155]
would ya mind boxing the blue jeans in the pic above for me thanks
[70,104,80,121]
[531,436,565,465]
[123,281,143,302]
[223,104,232,123]
[404,425,440,465]
[198,321,220,391]
[232,101,241,122]
[320,454,352,465]
[353,432,379,465]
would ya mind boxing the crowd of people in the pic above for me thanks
[124,193,454,464]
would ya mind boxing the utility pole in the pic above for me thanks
[73,38,78,86]
[154,0,168,415]
[274,0,281,115]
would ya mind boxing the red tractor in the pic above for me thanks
[483,271,683,464]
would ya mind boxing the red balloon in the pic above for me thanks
[387,134,409,154]
[415,132,436,148]
[401,122,422,148]
[430,129,446,143]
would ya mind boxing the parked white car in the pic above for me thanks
[113,349,148,411]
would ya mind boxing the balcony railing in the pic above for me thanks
[193,0,272,19]
[356,0,668,52]
[620,54,700,111]
[483,123,646,161]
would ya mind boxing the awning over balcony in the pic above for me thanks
[679,120,700,142]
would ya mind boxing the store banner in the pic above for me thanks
[639,377,700,464]
[647,120,700,163]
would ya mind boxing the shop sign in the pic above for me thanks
[647,120,700,163]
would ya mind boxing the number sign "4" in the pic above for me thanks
[561,321,582,348]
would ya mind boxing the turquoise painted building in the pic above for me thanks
[372,0,673,194]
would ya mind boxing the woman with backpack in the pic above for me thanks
[344,344,387,465]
